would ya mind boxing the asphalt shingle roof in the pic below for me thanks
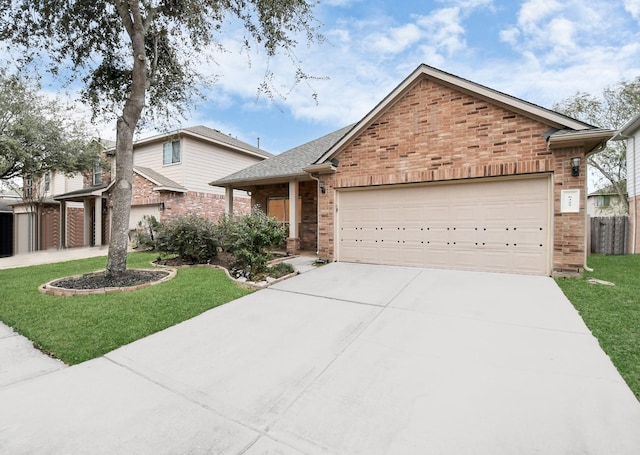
[210,124,354,186]
[134,166,186,191]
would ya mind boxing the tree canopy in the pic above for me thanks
[0,71,101,181]
[0,0,322,277]
[554,77,640,212]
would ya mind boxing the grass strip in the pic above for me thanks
[0,252,252,364]
[556,255,640,400]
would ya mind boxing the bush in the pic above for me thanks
[225,206,286,273]
[135,215,161,250]
[155,214,218,263]
[267,262,295,278]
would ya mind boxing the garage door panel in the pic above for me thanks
[337,177,550,275]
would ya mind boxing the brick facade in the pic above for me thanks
[130,172,251,225]
[67,207,84,247]
[40,205,60,250]
[316,77,589,274]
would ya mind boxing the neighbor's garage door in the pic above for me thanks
[129,205,161,230]
[337,177,550,275]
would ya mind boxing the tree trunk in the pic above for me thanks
[105,2,148,278]
[106,118,135,276]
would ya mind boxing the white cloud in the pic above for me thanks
[517,0,563,31]
[625,0,640,19]
[417,7,467,55]
[499,26,520,45]
[369,23,423,54]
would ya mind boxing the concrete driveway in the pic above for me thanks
[1,263,639,454]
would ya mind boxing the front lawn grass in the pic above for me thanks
[0,252,252,365]
[556,255,640,400]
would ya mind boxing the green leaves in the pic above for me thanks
[225,206,287,273]
[0,71,101,181]
[0,0,322,124]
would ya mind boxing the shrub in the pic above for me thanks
[225,206,286,273]
[267,262,295,278]
[134,215,161,250]
[155,214,218,263]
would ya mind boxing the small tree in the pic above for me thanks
[134,214,161,250]
[0,71,100,182]
[226,207,286,273]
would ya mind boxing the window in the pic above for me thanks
[25,177,32,198]
[268,197,302,225]
[43,171,50,192]
[93,163,102,185]
[163,140,181,165]
[596,195,610,208]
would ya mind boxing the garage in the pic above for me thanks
[129,204,161,230]
[337,176,551,275]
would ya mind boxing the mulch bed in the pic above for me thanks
[53,270,170,290]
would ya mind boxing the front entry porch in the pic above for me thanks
[223,179,319,255]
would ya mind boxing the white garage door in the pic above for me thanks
[129,205,161,230]
[337,177,550,275]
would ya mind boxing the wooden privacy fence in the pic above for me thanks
[590,216,629,255]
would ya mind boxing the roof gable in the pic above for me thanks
[133,166,187,193]
[315,64,599,165]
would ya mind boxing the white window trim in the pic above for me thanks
[163,140,181,166]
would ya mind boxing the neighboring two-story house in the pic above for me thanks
[12,169,89,255]
[586,184,628,218]
[13,126,270,254]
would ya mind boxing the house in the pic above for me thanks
[11,170,88,255]
[586,184,627,217]
[0,188,21,257]
[48,126,271,250]
[212,64,614,276]
[615,112,640,253]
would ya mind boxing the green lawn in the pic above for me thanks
[0,252,252,365]
[556,255,640,401]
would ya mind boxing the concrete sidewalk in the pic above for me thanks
[0,246,109,270]
[1,263,639,454]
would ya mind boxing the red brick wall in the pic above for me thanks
[40,205,60,250]
[316,77,588,274]
[130,173,250,225]
[67,207,84,247]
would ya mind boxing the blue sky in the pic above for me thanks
[12,0,640,155]
[184,0,640,154]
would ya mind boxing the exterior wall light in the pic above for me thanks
[319,181,326,194]
[571,157,581,177]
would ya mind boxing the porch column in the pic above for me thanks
[83,199,91,247]
[287,179,300,254]
[94,196,102,247]
[225,186,234,217]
